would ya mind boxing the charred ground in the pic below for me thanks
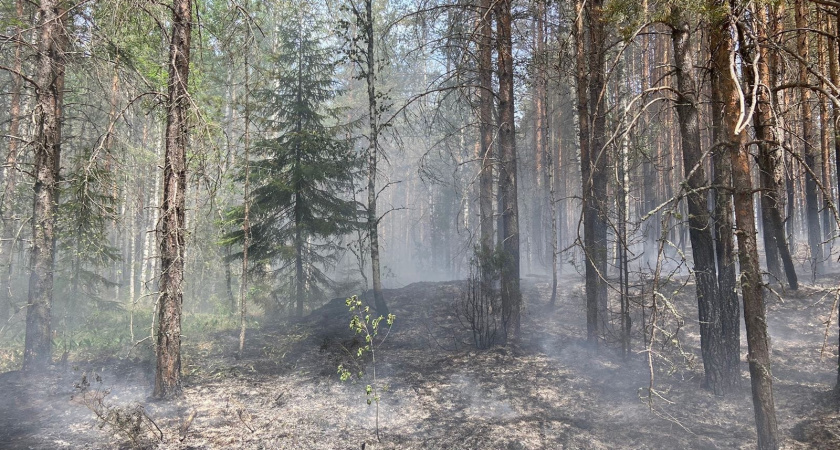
[0,277,838,449]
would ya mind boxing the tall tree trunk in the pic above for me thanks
[670,9,735,394]
[832,6,840,394]
[154,0,191,399]
[495,0,520,340]
[362,0,389,316]
[576,0,609,343]
[753,5,798,290]
[294,35,305,318]
[23,0,67,371]
[712,3,778,448]
[142,125,163,299]
[834,11,840,250]
[532,0,547,270]
[239,50,250,356]
[1,0,25,323]
[828,7,840,394]
[818,13,834,261]
[575,0,592,335]
[477,0,494,259]
[129,175,137,341]
[616,100,630,355]
[548,132,558,306]
[709,3,741,394]
[796,0,824,277]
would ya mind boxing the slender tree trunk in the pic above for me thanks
[295,188,304,317]
[670,10,735,394]
[833,7,840,394]
[818,14,834,261]
[494,0,520,340]
[361,0,389,316]
[154,0,191,399]
[639,23,657,267]
[712,3,778,447]
[796,0,824,277]
[532,1,547,270]
[239,51,250,356]
[294,33,306,318]
[142,125,163,299]
[1,0,25,324]
[592,1,609,335]
[834,11,840,247]
[129,174,137,341]
[752,5,798,290]
[617,104,630,355]
[23,0,67,371]
[575,0,592,337]
[548,134,558,306]
[224,246,235,310]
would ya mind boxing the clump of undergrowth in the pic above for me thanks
[337,295,395,442]
[73,373,163,448]
[457,250,505,349]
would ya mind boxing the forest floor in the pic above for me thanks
[1,274,840,449]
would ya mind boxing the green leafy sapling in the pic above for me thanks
[337,295,395,442]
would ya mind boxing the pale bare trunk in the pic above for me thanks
[239,55,250,357]
[1,0,24,323]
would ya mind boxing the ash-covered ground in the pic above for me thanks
[1,276,839,449]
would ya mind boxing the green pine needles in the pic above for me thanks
[337,295,395,442]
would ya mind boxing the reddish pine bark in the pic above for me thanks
[154,0,192,399]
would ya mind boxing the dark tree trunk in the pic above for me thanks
[495,0,521,340]
[154,0,191,399]
[669,10,734,394]
[476,0,495,300]
[23,0,67,372]
[708,2,741,395]
[576,0,609,343]
[796,0,824,278]
[532,1,547,270]
[478,0,494,256]
[712,3,778,448]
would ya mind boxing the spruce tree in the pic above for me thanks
[225,8,358,317]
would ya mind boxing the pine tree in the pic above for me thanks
[225,9,359,317]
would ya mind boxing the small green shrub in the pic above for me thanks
[337,295,395,442]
